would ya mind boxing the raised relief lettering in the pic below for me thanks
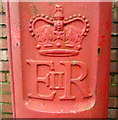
[28,5,92,102]
[60,61,91,100]
[26,60,56,100]
[27,60,92,100]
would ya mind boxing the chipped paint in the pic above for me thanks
[72,61,77,65]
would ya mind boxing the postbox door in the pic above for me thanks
[6,2,111,118]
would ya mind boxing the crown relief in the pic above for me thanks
[29,5,90,57]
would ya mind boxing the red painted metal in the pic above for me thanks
[6,2,112,118]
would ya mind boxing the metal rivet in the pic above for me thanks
[69,16,73,19]
[84,33,87,36]
[30,19,33,23]
[73,14,77,17]
[64,18,68,21]
[41,14,45,17]
[36,44,41,49]
[87,24,90,27]
[78,14,81,17]
[32,16,36,20]
[36,14,40,17]
[31,33,35,36]
[29,28,33,32]
[50,18,53,21]
[82,16,86,19]
[86,29,89,32]
[45,16,49,19]
[29,24,32,28]
[85,19,89,23]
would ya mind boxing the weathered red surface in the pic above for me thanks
[6,2,111,118]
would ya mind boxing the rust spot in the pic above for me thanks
[16,43,19,46]
[48,2,54,5]
[98,47,101,56]
[33,6,38,15]
[50,23,54,26]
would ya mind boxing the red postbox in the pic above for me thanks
[6,1,111,118]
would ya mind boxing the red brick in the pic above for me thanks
[112,10,118,22]
[0,72,6,82]
[0,84,11,93]
[0,39,8,49]
[0,112,2,119]
[108,109,118,118]
[2,104,12,113]
[0,2,3,13]
[109,85,118,96]
[6,73,10,82]
[111,49,118,61]
[0,114,2,119]
[0,61,9,71]
[0,26,7,38]
[0,2,5,13]
[114,2,118,8]
[111,37,118,48]
[112,24,118,34]
[2,114,13,118]
[110,62,118,73]
[110,74,118,84]
[0,94,12,103]
[0,103,2,110]
[0,14,6,24]
[0,50,8,60]
[108,97,118,107]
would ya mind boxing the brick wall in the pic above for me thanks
[108,2,118,118]
[0,1,118,119]
[0,1,12,118]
